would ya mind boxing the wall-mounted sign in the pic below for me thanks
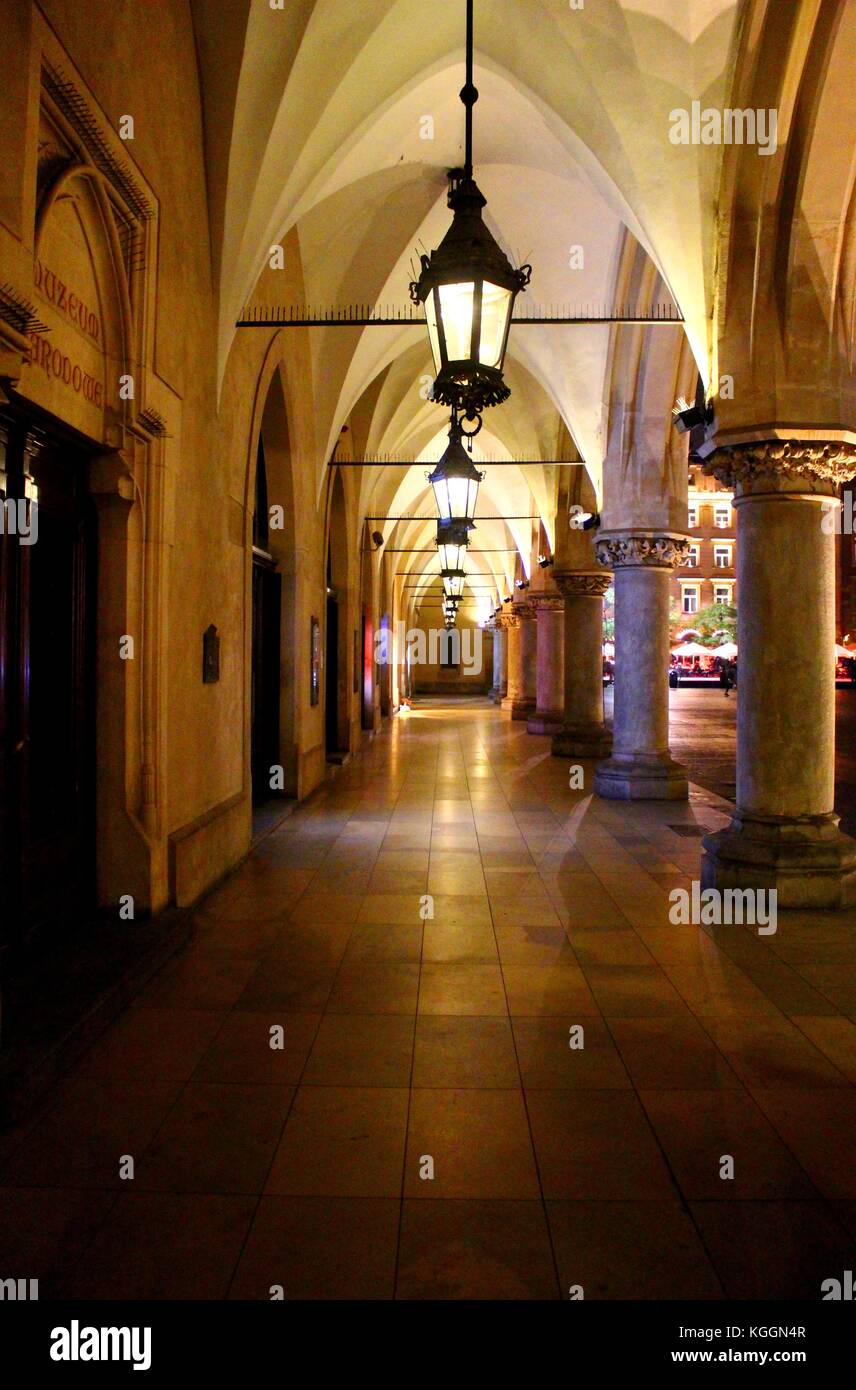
[18,161,111,442]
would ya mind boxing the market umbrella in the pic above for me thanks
[670,641,714,658]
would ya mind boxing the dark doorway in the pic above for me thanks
[326,590,340,755]
[251,437,282,803]
[0,412,96,950]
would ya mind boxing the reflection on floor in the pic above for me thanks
[1,702,855,1300]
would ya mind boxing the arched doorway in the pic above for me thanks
[251,436,281,803]
[248,368,298,807]
[0,411,97,943]
[325,469,350,761]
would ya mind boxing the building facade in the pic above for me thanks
[671,465,736,630]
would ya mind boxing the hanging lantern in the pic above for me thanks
[442,570,466,600]
[408,3,530,423]
[428,415,484,522]
[436,518,471,573]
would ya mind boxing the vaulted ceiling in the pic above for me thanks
[192,0,743,606]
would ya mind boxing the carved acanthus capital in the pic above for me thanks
[704,439,856,497]
[554,570,612,598]
[511,602,536,621]
[595,532,690,570]
[498,611,520,630]
[528,593,564,613]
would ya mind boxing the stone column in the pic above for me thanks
[701,441,856,907]
[593,533,689,800]
[501,605,537,719]
[527,595,565,734]
[552,571,613,758]
[488,622,503,702]
[496,619,509,702]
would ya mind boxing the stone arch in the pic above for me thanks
[244,361,299,800]
[324,466,353,756]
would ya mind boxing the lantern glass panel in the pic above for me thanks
[479,282,513,369]
[438,537,466,572]
[437,472,477,523]
[438,282,475,362]
[425,292,443,375]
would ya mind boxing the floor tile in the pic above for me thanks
[546,1200,723,1300]
[192,1011,320,1084]
[0,1077,182,1190]
[639,1089,818,1200]
[418,963,507,1016]
[65,1193,256,1299]
[404,1089,540,1198]
[327,964,420,1015]
[265,1087,409,1196]
[525,1090,677,1199]
[412,1016,519,1087]
[501,964,598,1016]
[302,1014,415,1086]
[229,1196,400,1299]
[397,1200,558,1299]
[136,1082,293,1194]
[512,1016,631,1089]
[689,1200,856,1300]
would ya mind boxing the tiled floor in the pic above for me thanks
[2,701,856,1300]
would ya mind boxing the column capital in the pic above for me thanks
[510,601,536,621]
[704,438,856,498]
[595,531,690,570]
[497,611,519,630]
[527,593,564,613]
[554,569,612,597]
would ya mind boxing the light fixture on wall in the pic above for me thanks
[428,415,484,522]
[570,509,600,532]
[436,518,471,573]
[408,0,531,429]
[515,578,529,590]
[538,554,553,568]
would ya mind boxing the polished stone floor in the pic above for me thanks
[1,701,855,1300]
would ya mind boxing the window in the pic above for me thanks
[687,506,698,528]
[681,585,699,614]
[714,544,732,568]
[714,504,731,528]
[714,584,732,605]
[687,544,700,567]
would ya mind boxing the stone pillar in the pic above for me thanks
[488,622,503,702]
[527,596,565,734]
[593,533,689,800]
[552,571,612,758]
[701,441,856,907]
[501,605,537,719]
[496,619,509,702]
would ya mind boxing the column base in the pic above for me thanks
[490,687,505,704]
[502,696,535,720]
[552,724,613,759]
[526,710,564,735]
[594,753,688,801]
[701,811,856,908]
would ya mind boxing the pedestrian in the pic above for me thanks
[720,660,734,698]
